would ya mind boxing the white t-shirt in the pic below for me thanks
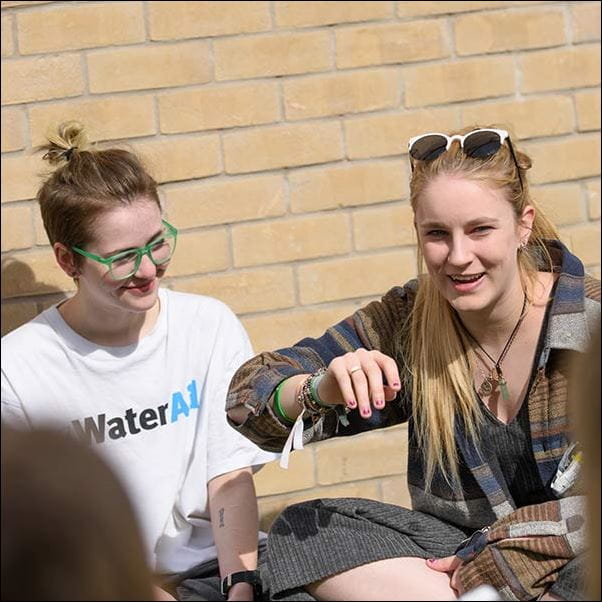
[1,288,278,574]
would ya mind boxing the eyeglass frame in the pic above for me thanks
[407,128,523,192]
[71,219,178,280]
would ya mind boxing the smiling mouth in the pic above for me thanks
[123,280,153,290]
[448,273,484,283]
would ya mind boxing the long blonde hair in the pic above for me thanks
[402,126,560,490]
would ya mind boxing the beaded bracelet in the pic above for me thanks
[296,369,336,416]
[309,368,332,408]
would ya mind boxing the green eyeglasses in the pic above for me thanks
[72,220,178,281]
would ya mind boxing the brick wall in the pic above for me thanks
[1,1,600,529]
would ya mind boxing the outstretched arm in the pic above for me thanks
[208,468,260,601]
[226,285,416,450]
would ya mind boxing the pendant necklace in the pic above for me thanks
[460,293,528,402]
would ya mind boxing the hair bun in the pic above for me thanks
[40,120,89,165]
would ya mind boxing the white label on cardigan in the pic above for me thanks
[279,410,305,469]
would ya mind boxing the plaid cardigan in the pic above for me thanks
[226,241,599,592]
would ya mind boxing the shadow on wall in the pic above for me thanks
[1,257,68,336]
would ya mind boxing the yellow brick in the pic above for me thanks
[345,107,458,159]
[275,1,392,28]
[1,154,45,203]
[587,265,601,279]
[1,300,39,337]
[455,9,565,55]
[159,82,279,134]
[254,450,315,496]
[404,56,514,108]
[214,31,331,81]
[316,426,408,485]
[17,3,145,54]
[461,96,573,140]
[521,45,600,93]
[298,249,416,304]
[353,204,416,251]
[257,480,381,531]
[1,205,33,251]
[1,1,52,6]
[242,302,361,352]
[290,160,408,213]
[165,175,285,229]
[284,69,399,121]
[571,2,601,43]
[575,89,601,132]
[586,180,601,220]
[532,183,584,227]
[526,136,601,185]
[564,224,601,266]
[1,14,13,57]
[167,229,229,277]
[224,122,343,174]
[1,107,26,152]
[1,55,83,105]
[29,96,156,146]
[232,214,351,267]
[148,1,270,41]
[173,266,295,314]
[132,136,221,184]
[335,21,448,69]
[397,1,514,17]
[381,475,411,508]
[34,211,49,246]
[1,250,76,299]
[88,42,212,94]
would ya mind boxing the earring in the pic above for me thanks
[518,240,528,252]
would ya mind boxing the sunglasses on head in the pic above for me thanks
[407,128,523,190]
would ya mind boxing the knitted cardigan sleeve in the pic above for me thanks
[225,283,417,452]
[457,496,586,601]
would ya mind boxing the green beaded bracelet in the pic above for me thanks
[310,369,335,408]
[273,379,295,424]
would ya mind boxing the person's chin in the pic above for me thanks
[448,295,484,314]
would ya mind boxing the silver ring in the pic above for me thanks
[349,366,362,375]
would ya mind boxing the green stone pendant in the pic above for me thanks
[498,376,510,401]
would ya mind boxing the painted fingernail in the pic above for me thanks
[361,407,371,417]
[347,399,357,408]
[427,558,436,564]
[374,399,384,408]
[392,382,401,388]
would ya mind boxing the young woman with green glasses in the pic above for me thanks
[1,121,277,601]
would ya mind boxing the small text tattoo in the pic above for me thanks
[219,507,225,528]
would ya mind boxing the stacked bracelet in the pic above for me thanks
[309,368,331,408]
[296,369,336,416]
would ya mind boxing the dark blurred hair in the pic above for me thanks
[1,426,154,601]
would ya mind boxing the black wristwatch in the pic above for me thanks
[220,570,262,598]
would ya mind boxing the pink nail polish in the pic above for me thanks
[361,407,371,417]
[347,400,356,408]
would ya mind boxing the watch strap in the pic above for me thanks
[220,570,261,597]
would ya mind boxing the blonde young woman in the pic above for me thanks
[226,128,600,601]
[1,122,277,602]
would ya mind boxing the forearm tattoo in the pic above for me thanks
[218,507,225,528]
